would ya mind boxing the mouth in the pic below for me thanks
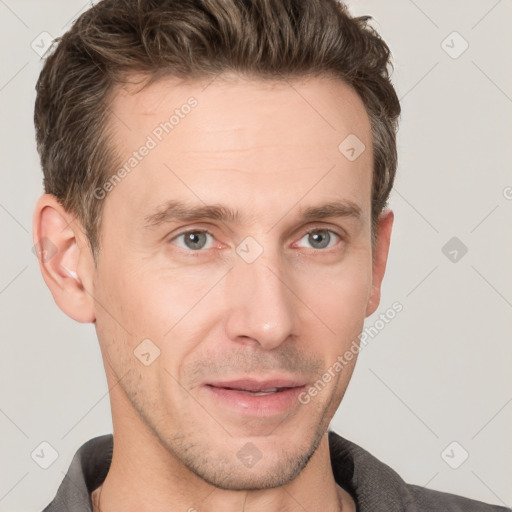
[201,378,307,416]
[205,377,306,393]
[211,387,290,396]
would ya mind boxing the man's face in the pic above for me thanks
[92,74,385,489]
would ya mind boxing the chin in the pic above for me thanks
[174,428,322,491]
[193,451,313,491]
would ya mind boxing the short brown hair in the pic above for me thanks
[34,0,400,262]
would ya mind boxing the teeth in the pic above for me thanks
[234,387,280,395]
[253,388,279,395]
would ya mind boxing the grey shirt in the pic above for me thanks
[42,431,510,512]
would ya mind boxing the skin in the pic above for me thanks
[33,73,393,512]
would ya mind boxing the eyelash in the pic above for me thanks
[168,227,344,255]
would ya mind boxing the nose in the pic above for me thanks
[224,244,297,350]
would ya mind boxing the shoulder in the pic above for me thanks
[41,434,113,512]
[406,483,511,512]
[328,431,510,512]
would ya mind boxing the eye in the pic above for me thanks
[169,228,343,254]
[296,229,341,250]
[171,230,215,251]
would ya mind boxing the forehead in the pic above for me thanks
[103,73,373,230]
[111,72,371,143]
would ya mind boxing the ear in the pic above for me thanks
[32,194,96,323]
[365,208,394,317]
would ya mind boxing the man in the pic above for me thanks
[31,0,509,511]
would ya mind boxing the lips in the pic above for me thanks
[204,378,306,393]
[201,377,308,416]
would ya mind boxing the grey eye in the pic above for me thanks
[298,230,340,250]
[173,231,213,251]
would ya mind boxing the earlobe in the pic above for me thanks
[32,194,96,323]
[365,208,394,318]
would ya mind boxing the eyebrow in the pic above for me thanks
[143,199,363,229]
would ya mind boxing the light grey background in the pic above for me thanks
[1,1,511,511]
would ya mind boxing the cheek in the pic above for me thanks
[99,256,209,332]
[95,262,224,375]
[295,252,372,336]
